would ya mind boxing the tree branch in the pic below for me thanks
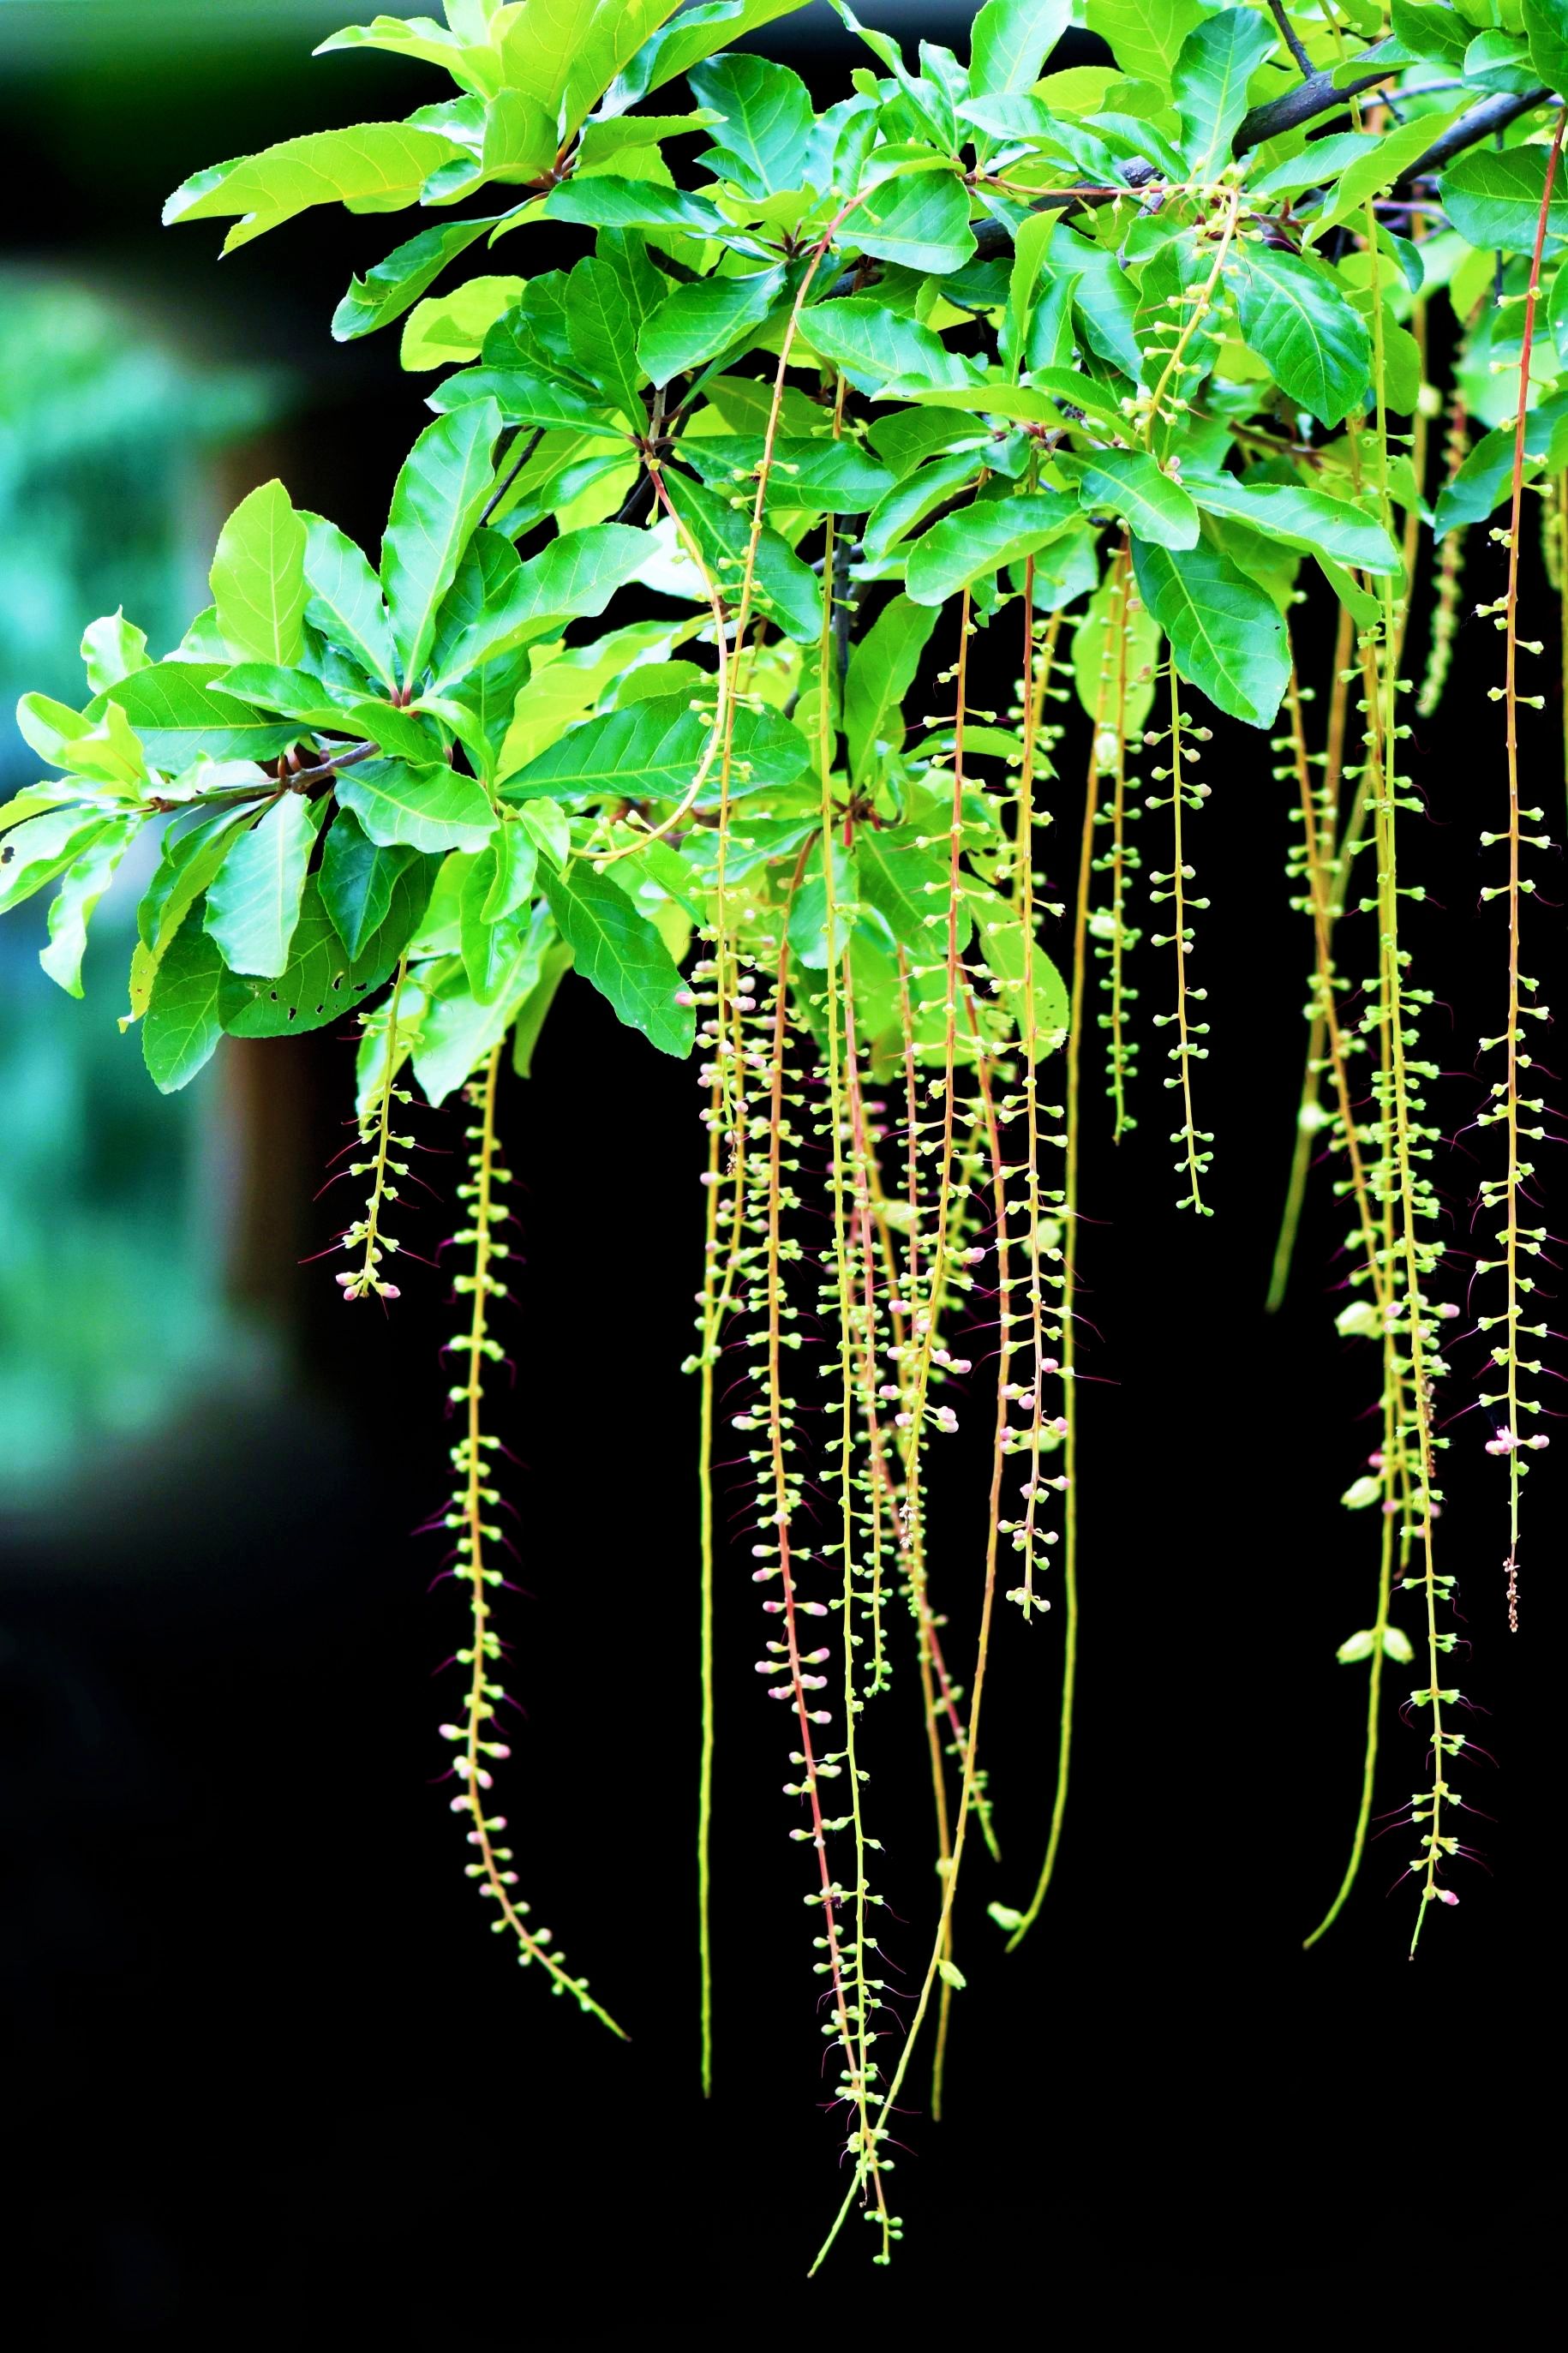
[1266,0,1314,81]
[1398,85,1552,184]
[1233,37,1403,153]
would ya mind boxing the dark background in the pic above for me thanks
[2,3,1562,2337]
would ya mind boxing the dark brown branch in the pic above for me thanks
[1266,0,1314,81]
[1233,36,1402,153]
[1398,86,1553,185]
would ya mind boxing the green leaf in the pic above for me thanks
[684,432,895,513]
[303,516,399,692]
[544,177,727,237]
[1131,536,1290,728]
[333,214,505,340]
[838,168,979,277]
[1304,105,1466,246]
[1188,478,1404,574]
[1085,0,1209,89]
[1433,385,1568,536]
[857,828,968,950]
[1230,244,1373,428]
[219,871,422,1038]
[1248,131,1380,205]
[381,400,500,685]
[802,296,980,392]
[972,896,1068,1057]
[39,817,140,997]
[1390,0,1469,70]
[128,807,256,1023]
[337,759,498,854]
[430,365,624,435]
[502,690,808,805]
[1072,565,1162,733]
[104,663,301,767]
[401,274,522,369]
[80,610,148,696]
[512,939,574,1076]
[688,53,815,197]
[615,0,808,105]
[541,857,694,1057]
[905,488,1078,604]
[16,692,145,788]
[1336,1628,1377,1664]
[320,808,422,957]
[1441,144,1568,254]
[424,89,557,202]
[483,819,540,920]
[970,0,1072,97]
[210,479,309,667]
[203,793,323,977]
[663,470,823,643]
[431,521,650,682]
[1172,8,1273,178]
[1524,0,1568,88]
[144,905,225,1092]
[559,253,647,421]
[338,752,496,856]
[460,851,530,1002]
[314,13,493,87]
[637,267,786,387]
[165,123,463,253]
[1055,449,1199,550]
[845,594,939,781]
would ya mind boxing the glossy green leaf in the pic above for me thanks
[380,399,500,685]
[972,896,1069,1057]
[802,297,980,392]
[1,807,111,918]
[1188,479,1404,574]
[303,516,399,691]
[969,0,1072,96]
[1231,244,1373,428]
[1172,8,1273,178]
[129,808,256,1027]
[502,690,808,805]
[1441,143,1568,254]
[637,267,786,387]
[218,870,422,1038]
[431,366,624,436]
[1085,0,1209,88]
[320,808,422,957]
[1524,0,1568,87]
[663,470,823,643]
[684,432,895,513]
[1055,449,1199,550]
[1131,536,1290,728]
[689,52,815,197]
[557,256,643,422]
[844,594,938,781]
[165,123,463,253]
[541,857,694,1057]
[615,0,807,105]
[38,816,139,997]
[431,522,649,682]
[210,480,309,667]
[460,850,529,1002]
[511,939,574,1077]
[333,214,505,340]
[545,177,727,237]
[839,167,978,277]
[1072,564,1162,733]
[104,664,301,767]
[144,905,226,1092]
[337,758,497,854]
[482,819,540,921]
[204,793,324,977]
[401,274,522,369]
[1305,105,1466,245]
[80,611,149,697]
[905,488,1078,604]
[857,829,970,951]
